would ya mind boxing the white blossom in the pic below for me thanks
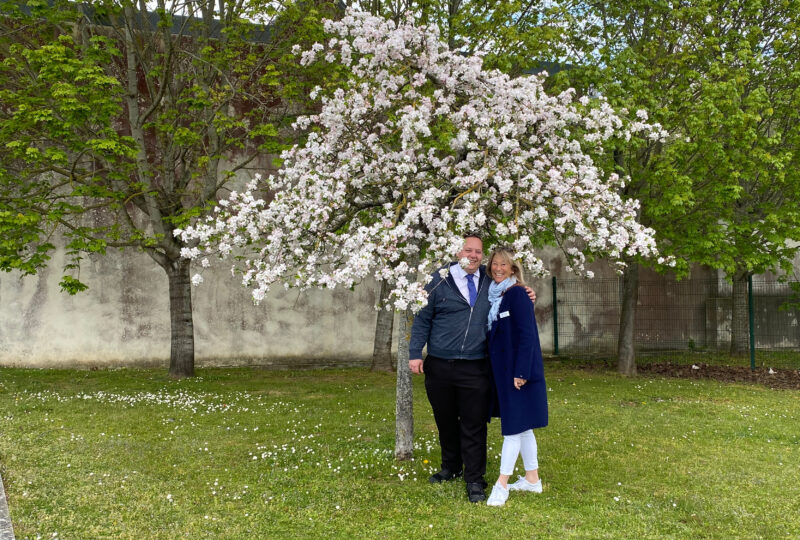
[178,9,664,311]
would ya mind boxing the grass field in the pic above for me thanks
[0,364,798,539]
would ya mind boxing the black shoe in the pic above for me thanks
[428,468,463,483]
[466,482,486,503]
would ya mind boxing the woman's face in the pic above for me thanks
[490,255,513,283]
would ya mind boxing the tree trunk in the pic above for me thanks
[395,308,414,461]
[617,263,639,375]
[371,280,395,372]
[165,257,195,378]
[729,270,750,356]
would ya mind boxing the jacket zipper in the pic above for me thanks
[460,306,474,354]
[459,274,486,354]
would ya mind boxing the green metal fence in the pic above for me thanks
[551,276,800,369]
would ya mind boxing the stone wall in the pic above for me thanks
[0,243,385,368]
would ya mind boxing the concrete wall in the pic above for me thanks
[0,242,386,368]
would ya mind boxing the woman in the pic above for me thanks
[485,247,548,507]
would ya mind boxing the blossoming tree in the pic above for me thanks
[179,9,665,458]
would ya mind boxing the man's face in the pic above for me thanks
[457,236,483,274]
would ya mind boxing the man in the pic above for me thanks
[408,233,535,503]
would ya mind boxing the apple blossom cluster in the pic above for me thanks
[177,9,667,312]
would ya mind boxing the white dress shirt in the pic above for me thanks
[450,263,481,304]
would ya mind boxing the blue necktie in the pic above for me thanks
[466,273,477,307]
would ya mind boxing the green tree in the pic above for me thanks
[0,3,100,288]
[685,2,800,355]
[0,184,89,291]
[0,208,52,276]
[554,0,800,372]
[0,0,333,376]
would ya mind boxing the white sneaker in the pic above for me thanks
[508,477,542,493]
[486,483,509,506]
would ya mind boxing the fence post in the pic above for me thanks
[552,275,559,356]
[748,274,755,371]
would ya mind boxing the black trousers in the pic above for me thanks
[424,355,491,484]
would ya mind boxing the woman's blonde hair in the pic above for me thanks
[487,246,525,285]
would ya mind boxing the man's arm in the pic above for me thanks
[408,278,438,374]
[524,286,536,303]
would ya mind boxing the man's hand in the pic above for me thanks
[514,377,527,390]
[524,286,536,303]
[409,359,424,374]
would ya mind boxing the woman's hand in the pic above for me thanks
[514,377,527,390]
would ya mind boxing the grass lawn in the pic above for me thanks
[0,364,798,539]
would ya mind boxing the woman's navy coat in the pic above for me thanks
[488,285,548,436]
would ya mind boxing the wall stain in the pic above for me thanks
[22,266,50,338]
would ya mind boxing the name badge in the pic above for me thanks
[499,311,510,318]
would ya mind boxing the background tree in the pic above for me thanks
[0,180,91,292]
[0,0,333,376]
[180,10,665,457]
[553,0,800,371]
[0,171,54,277]
[0,3,104,289]
[686,1,800,356]
[369,279,395,372]
[0,207,53,277]
[545,1,702,374]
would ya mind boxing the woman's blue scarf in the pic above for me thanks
[488,276,516,330]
